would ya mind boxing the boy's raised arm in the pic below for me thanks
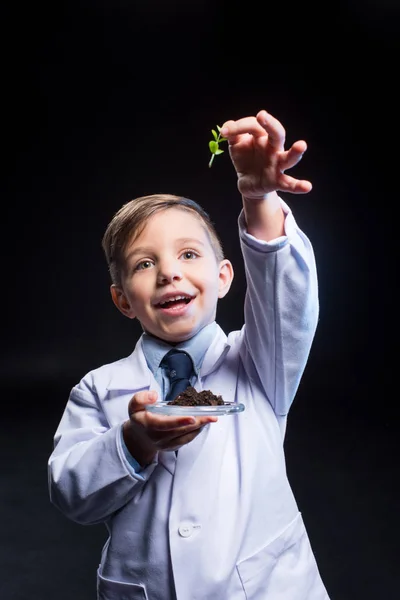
[221,109,318,417]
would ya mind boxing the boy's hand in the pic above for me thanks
[123,391,218,467]
[220,110,312,200]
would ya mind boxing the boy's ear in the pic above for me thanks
[110,285,136,319]
[217,259,234,299]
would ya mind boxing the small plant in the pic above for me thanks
[208,125,228,168]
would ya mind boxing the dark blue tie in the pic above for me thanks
[161,349,194,402]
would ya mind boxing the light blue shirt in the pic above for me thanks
[121,321,218,472]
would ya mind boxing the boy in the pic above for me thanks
[48,110,330,599]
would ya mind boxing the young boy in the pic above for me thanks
[48,110,330,599]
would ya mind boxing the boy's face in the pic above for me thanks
[111,208,234,343]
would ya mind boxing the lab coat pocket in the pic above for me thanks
[97,570,149,600]
[236,512,323,600]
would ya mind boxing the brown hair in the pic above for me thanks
[102,194,225,286]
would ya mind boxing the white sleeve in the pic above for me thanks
[239,198,319,416]
[48,380,157,525]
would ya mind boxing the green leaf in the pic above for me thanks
[212,129,218,141]
[218,137,228,143]
[216,125,221,132]
[214,149,224,155]
[209,140,218,153]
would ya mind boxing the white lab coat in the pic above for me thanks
[48,205,330,600]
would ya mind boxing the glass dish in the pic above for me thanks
[145,402,245,417]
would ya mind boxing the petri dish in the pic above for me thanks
[144,402,245,417]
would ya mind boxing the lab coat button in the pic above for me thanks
[178,523,193,537]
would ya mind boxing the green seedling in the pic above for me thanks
[208,125,228,168]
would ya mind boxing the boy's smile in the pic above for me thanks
[111,207,233,343]
[153,292,194,315]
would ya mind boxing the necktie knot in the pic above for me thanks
[161,349,194,402]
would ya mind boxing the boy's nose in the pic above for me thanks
[157,260,183,285]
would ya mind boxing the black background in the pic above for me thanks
[1,1,396,599]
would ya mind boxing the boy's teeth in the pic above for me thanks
[160,295,187,306]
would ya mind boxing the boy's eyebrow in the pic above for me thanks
[175,237,207,247]
[125,246,152,262]
[126,238,207,261]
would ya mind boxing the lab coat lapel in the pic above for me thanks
[200,324,231,379]
[106,337,152,393]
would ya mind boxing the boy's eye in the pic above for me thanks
[135,260,154,271]
[181,250,198,260]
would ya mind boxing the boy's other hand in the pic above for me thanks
[220,110,312,199]
[123,390,218,467]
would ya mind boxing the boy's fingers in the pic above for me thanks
[221,111,287,150]
[147,414,218,432]
[221,116,266,141]
[131,408,196,430]
[279,140,308,169]
[256,110,286,149]
[146,414,196,431]
[278,174,313,194]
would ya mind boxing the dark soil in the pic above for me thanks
[167,386,224,406]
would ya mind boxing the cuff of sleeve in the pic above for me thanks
[119,425,158,480]
[238,196,298,252]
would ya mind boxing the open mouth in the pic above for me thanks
[156,295,193,309]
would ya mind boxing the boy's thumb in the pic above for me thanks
[129,390,158,413]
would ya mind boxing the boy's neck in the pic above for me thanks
[142,322,216,346]
[144,333,194,346]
